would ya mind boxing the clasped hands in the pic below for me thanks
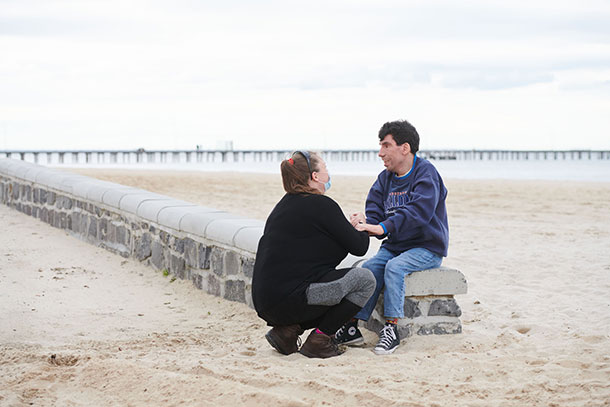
[350,212,384,236]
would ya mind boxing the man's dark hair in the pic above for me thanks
[378,120,420,154]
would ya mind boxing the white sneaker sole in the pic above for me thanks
[341,336,365,346]
[373,345,399,355]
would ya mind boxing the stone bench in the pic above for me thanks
[342,256,468,338]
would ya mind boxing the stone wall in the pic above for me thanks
[0,158,261,307]
[1,158,467,338]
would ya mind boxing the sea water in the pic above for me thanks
[53,156,610,183]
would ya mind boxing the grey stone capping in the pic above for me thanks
[86,181,131,202]
[179,211,243,236]
[72,180,106,199]
[101,187,144,208]
[205,218,265,247]
[118,193,172,214]
[34,170,62,188]
[157,205,220,231]
[8,161,34,178]
[136,199,197,223]
[23,166,46,183]
[55,175,92,194]
[233,226,264,253]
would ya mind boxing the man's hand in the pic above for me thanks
[350,212,366,227]
[355,223,385,236]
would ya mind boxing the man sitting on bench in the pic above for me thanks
[337,119,449,355]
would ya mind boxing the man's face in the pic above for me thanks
[378,134,409,173]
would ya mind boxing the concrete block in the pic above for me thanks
[101,187,145,208]
[2,160,17,177]
[72,180,105,200]
[158,205,220,231]
[86,181,131,202]
[22,166,47,183]
[118,192,172,214]
[205,218,264,246]
[5,160,34,178]
[179,211,244,237]
[34,169,63,187]
[11,161,37,180]
[47,174,91,194]
[404,267,468,296]
[233,226,264,253]
[0,158,13,173]
[136,199,196,224]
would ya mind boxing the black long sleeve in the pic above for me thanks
[252,193,369,314]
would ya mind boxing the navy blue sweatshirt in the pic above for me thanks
[365,156,449,257]
[252,193,369,317]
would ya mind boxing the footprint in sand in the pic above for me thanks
[515,326,531,335]
[48,354,80,366]
[581,335,607,344]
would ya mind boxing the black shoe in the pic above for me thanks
[299,331,344,359]
[334,320,364,346]
[265,325,304,355]
[373,323,400,355]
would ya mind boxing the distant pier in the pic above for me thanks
[1,149,609,165]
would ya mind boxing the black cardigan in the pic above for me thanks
[252,193,369,316]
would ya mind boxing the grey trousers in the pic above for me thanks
[306,267,375,308]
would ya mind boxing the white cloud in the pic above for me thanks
[1,0,609,151]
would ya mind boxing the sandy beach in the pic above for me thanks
[1,169,610,406]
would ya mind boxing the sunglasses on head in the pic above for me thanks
[293,150,313,174]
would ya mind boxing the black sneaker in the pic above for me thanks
[334,320,364,346]
[373,323,400,355]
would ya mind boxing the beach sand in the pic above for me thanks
[1,169,610,406]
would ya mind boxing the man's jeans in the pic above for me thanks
[355,247,443,320]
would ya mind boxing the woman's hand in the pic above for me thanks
[355,222,385,236]
[350,212,366,227]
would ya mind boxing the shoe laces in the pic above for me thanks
[335,325,345,338]
[377,324,397,348]
[329,336,343,353]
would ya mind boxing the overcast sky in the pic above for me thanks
[1,0,610,151]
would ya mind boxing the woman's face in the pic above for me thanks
[311,160,331,193]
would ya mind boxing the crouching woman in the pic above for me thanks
[252,151,375,358]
